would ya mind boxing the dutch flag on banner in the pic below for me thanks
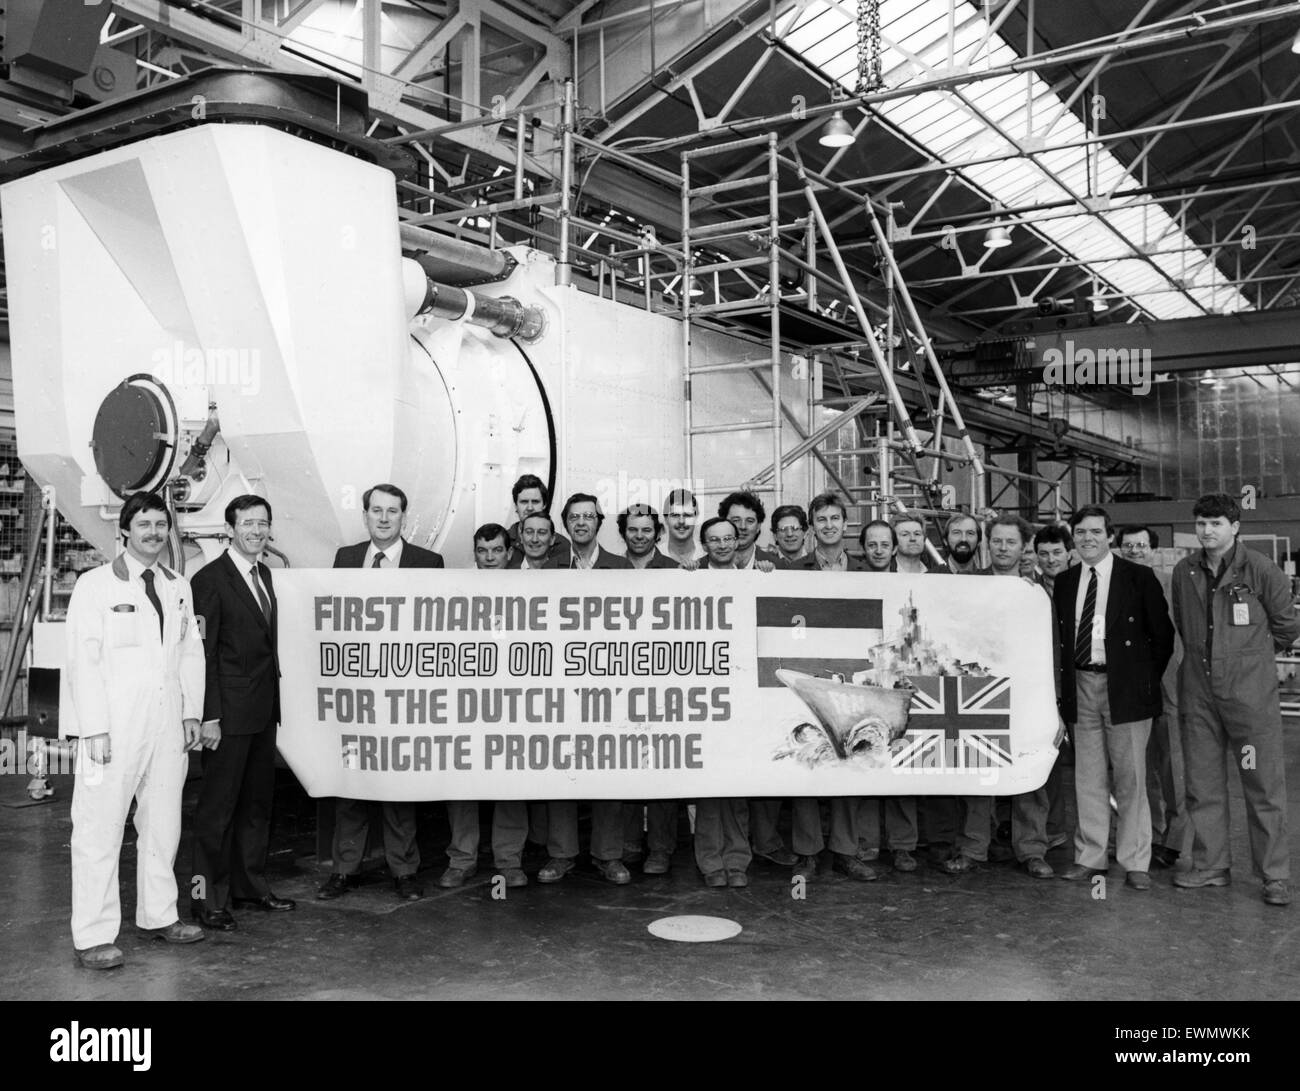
[754,596,884,687]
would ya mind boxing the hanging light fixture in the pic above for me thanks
[687,276,705,297]
[1089,278,1109,311]
[1291,26,1300,54]
[819,110,855,148]
[983,224,1011,248]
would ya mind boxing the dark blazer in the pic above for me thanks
[191,551,280,735]
[633,550,682,569]
[334,539,444,569]
[784,552,871,572]
[548,544,633,570]
[1054,554,1174,724]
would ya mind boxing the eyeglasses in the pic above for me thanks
[568,513,599,523]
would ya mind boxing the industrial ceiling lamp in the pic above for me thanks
[984,202,1011,248]
[819,110,855,148]
[1089,278,1109,312]
[1291,26,1300,54]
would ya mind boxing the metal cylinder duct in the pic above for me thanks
[398,222,517,286]
[406,266,547,343]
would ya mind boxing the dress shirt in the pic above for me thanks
[1074,549,1115,666]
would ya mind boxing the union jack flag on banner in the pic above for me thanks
[891,675,1013,770]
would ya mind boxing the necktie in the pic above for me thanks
[1074,567,1098,668]
[141,569,165,639]
[372,552,386,569]
[250,565,272,620]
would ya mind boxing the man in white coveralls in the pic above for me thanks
[65,491,206,969]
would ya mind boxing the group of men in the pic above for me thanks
[63,476,1297,970]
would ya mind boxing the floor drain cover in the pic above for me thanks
[647,915,742,943]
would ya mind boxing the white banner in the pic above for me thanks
[273,569,1059,800]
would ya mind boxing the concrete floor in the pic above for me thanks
[1,736,1297,1001]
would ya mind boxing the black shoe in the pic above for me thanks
[316,873,355,900]
[1149,845,1180,870]
[394,876,424,901]
[191,907,237,931]
[232,893,296,912]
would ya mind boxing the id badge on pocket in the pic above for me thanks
[1232,602,1250,626]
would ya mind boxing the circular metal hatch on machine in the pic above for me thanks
[90,375,179,497]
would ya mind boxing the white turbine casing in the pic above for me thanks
[1,124,820,570]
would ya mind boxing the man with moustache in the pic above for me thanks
[1055,505,1173,892]
[441,524,529,889]
[319,483,443,903]
[939,512,994,874]
[65,492,206,969]
[190,495,295,930]
[1172,494,1299,906]
[663,488,705,568]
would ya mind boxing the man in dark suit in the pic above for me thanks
[190,494,294,930]
[1054,504,1174,891]
[318,483,444,902]
[619,504,682,570]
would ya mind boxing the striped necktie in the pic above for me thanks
[1074,567,1098,668]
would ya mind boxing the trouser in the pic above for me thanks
[622,802,679,856]
[527,802,549,845]
[885,798,918,850]
[71,722,187,950]
[191,725,277,912]
[445,801,529,870]
[953,797,993,860]
[694,799,752,874]
[1180,672,1290,881]
[1011,788,1049,862]
[1072,672,1151,873]
[333,799,420,878]
[792,797,858,856]
[748,798,787,854]
[919,797,957,846]
[1146,713,1189,852]
[544,801,624,862]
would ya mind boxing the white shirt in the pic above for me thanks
[225,546,265,605]
[1074,550,1114,666]
[365,538,404,568]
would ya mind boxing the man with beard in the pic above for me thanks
[939,512,994,874]
[787,495,875,882]
[944,513,987,574]
[441,524,529,890]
